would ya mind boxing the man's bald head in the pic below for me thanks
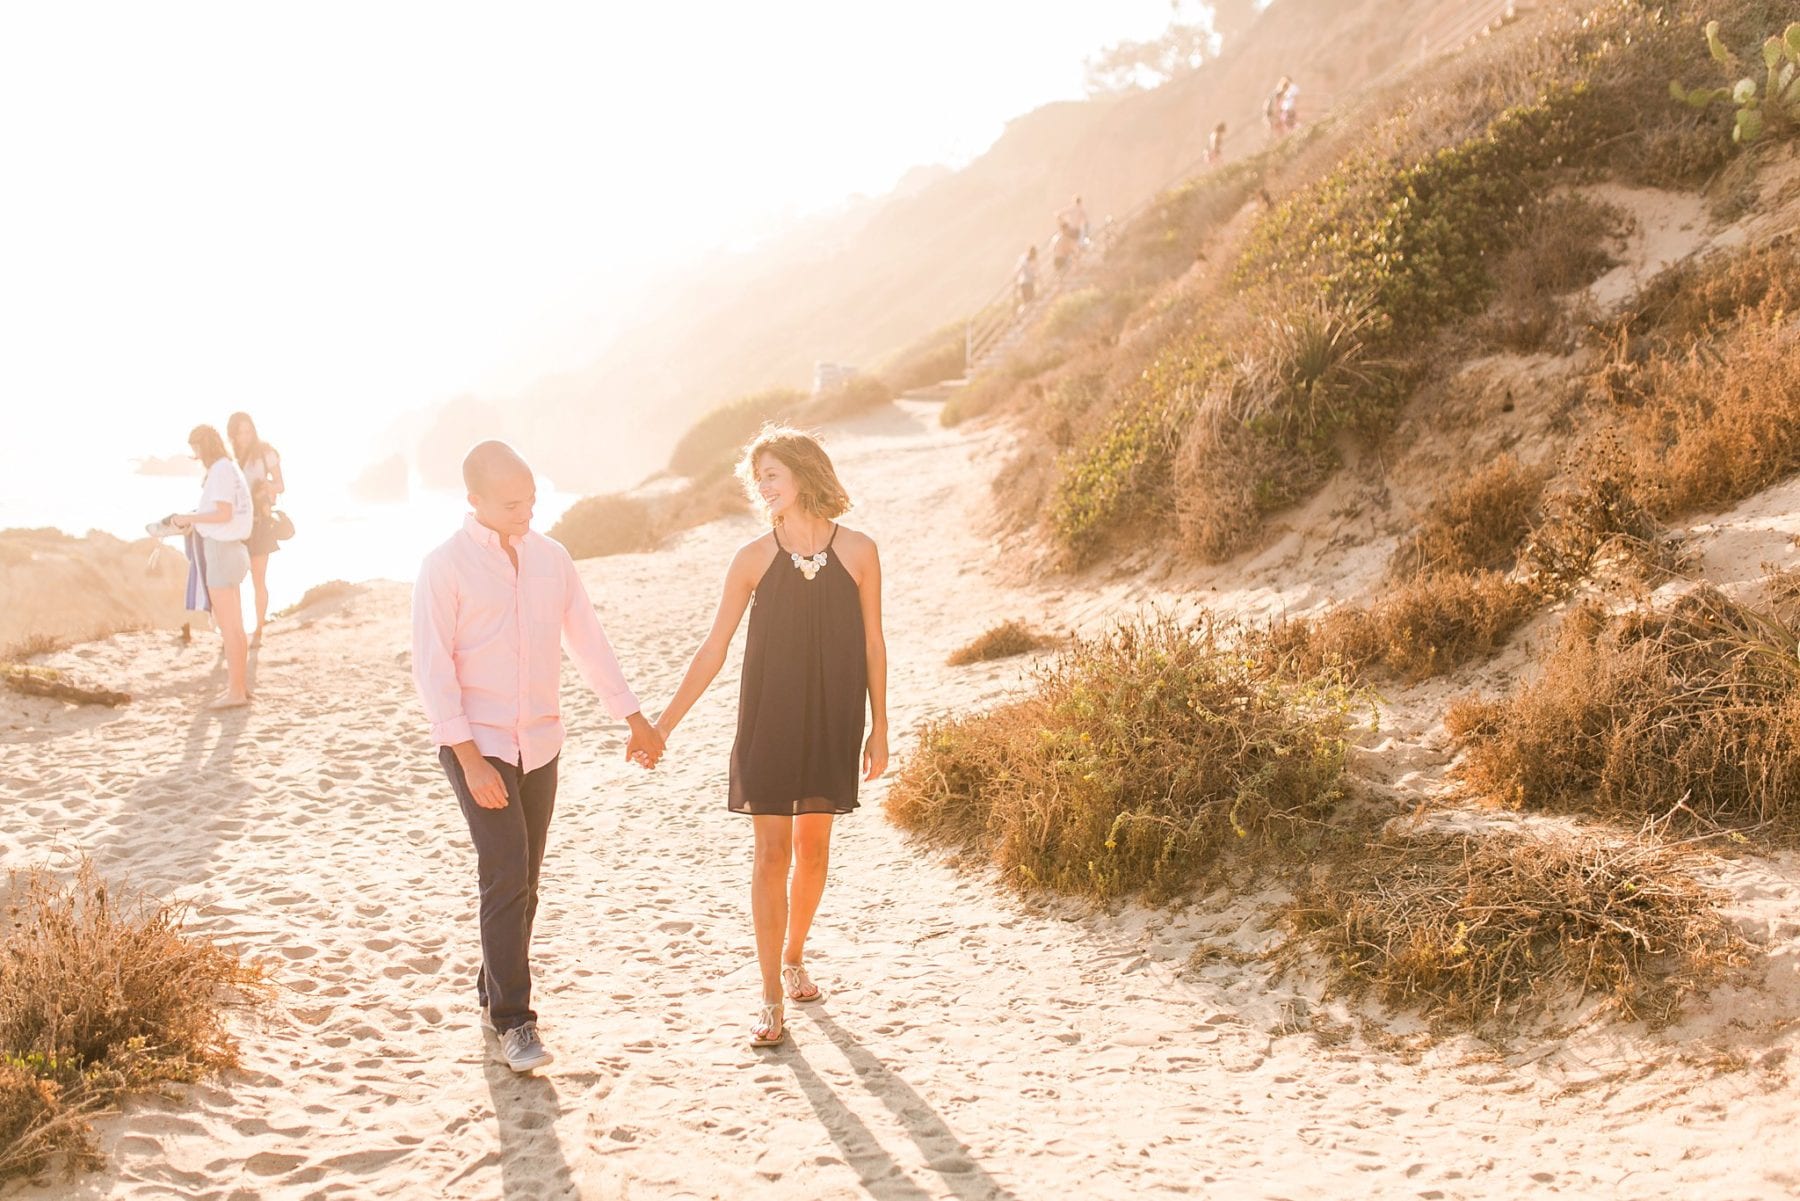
[462,440,532,495]
[463,441,537,541]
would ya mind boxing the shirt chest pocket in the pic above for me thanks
[524,577,563,625]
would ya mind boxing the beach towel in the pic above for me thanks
[145,516,213,615]
[184,530,212,613]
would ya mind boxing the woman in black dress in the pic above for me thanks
[654,426,889,1046]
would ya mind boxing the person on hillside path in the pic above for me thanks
[1052,220,1077,274]
[1015,245,1038,310]
[228,411,285,644]
[652,426,889,1048]
[411,439,665,1074]
[1064,195,1090,248]
[1265,76,1294,139]
[1207,120,1227,165]
[170,424,253,709]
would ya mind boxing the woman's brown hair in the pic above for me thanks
[227,411,265,466]
[737,425,851,522]
[188,424,230,468]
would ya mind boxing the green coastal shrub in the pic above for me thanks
[887,615,1360,900]
[1050,388,1186,563]
[669,377,894,480]
[805,374,893,423]
[1236,85,1601,341]
[1048,334,1230,561]
[669,388,807,477]
[1097,156,1263,289]
[548,493,659,559]
[1056,81,1602,564]
[877,321,966,394]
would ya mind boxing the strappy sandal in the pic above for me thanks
[781,962,825,1004]
[751,1000,785,1047]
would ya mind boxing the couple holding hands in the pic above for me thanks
[411,428,887,1072]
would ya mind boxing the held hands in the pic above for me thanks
[624,712,666,771]
[862,724,889,782]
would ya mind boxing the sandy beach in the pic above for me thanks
[5,399,1800,1200]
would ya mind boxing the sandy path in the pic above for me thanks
[3,400,1798,1200]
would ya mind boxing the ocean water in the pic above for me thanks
[0,455,583,615]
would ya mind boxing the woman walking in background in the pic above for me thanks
[1015,244,1038,310]
[228,411,284,642]
[653,426,888,1047]
[172,424,254,708]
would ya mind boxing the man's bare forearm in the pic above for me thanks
[449,740,487,770]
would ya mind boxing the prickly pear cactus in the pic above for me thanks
[1670,19,1800,144]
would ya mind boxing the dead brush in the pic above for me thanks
[1285,825,1749,1031]
[1517,463,1682,588]
[1480,195,1625,352]
[0,634,68,665]
[1390,454,1548,580]
[1611,314,1800,518]
[274,579,361,618]
[0,860,270,1182]
[887,614,1361,901]
[1617,242,1800,350]
[1256,571,1541,685]
[1172,425,1323,563]
[1577,250,1800,522]
[1450,584,1800,832]
[1172,382,1331,563]
[945,620,1055,666]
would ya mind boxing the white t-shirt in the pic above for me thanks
[198,459,254,543]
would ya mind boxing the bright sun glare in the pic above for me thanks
[0,1,1182,532]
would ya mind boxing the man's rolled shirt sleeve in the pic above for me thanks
[412,553,475,746]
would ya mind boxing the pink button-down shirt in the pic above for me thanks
[412,515,641,772]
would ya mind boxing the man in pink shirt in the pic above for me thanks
[412,440,663,1073]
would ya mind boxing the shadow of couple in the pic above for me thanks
[482,1006,1022,1200]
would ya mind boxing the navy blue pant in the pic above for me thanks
[439,749,558,1034]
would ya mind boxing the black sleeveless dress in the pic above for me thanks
[729,524,868,816]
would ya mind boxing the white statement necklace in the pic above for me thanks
[785,524,831,581]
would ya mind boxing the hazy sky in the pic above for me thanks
[1,1,1185,513]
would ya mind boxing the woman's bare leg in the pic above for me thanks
[785,812,835,970]
[209,584,250,705]
[751,816,793,1011]
[249,554,270,638]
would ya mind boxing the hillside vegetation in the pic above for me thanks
[982,1,1786,568]
[889,0,1800,1035]
[551,376,891,558]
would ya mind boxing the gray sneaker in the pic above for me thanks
[500,1021,553,1072]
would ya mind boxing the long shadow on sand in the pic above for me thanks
[783,1010,1023,1201]
[483,1054,580,1200]
[103,690,253,888]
